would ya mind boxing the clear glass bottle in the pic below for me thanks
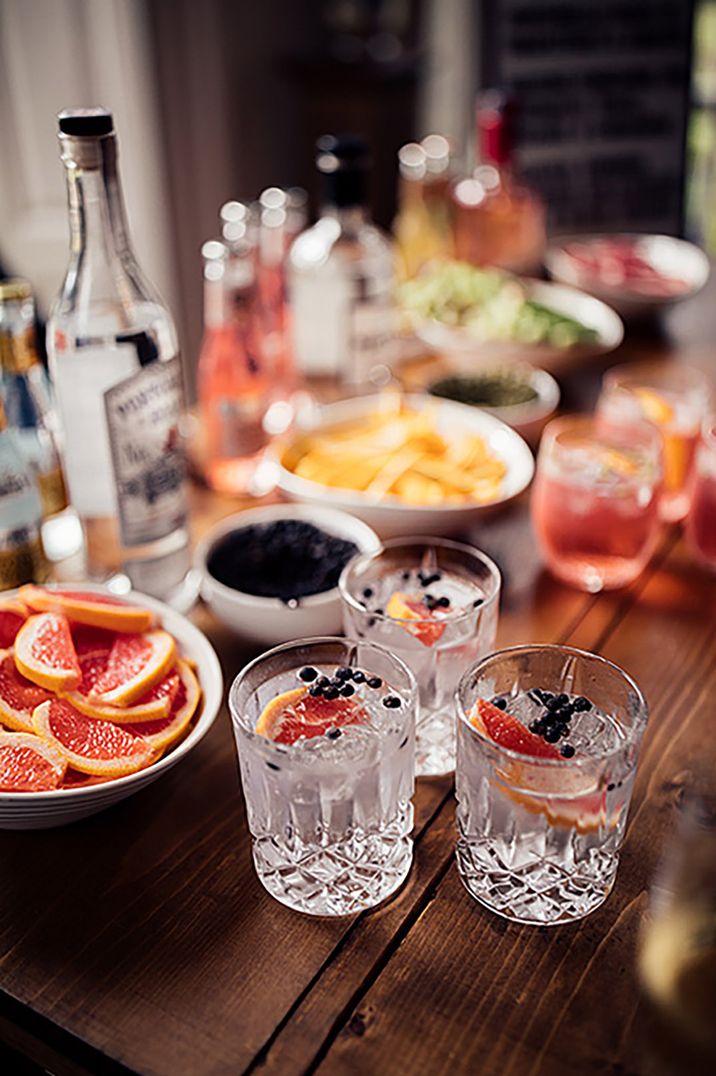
[196,239,271,495]
[0,395,48,591]
[47,108,194,607]
[0,278,82,562]
[394,134,453,280]
[289,135,397,387]
[451,92,546,275]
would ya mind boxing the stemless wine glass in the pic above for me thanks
[455,644,649,925]
[230,637,417,916]
[686,417,716,572]
[339,538,500,777]
[598,362,711,522]
[532,414,662,592]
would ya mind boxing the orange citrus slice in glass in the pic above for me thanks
[256,686,368,745]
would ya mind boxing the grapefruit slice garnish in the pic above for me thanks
[121,660,200,751]
[14,612,81,692]
[19,586,155,634]
[633,387,674,426]
[89,629,177,706]
[0,649,53,733]
[385,591,446,647]
[32,697,155,777]
[255,686,368,746]
[62,652,178,723]
[0,731,66,792]
[470,697,610,834]
[0,599,28,649]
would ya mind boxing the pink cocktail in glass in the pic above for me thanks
[686,419,716,571]
[532,415,662,592]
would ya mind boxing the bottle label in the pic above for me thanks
[104,357,188,547]
[37,466,69,518]
[0,526,47,590]
[0,442,47,588]
[348,300,398,384]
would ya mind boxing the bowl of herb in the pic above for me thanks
[427,366,560,443]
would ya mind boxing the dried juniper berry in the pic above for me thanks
[352,670,366,683]
[544,726,561,743]
[335,666,353,681]
[309,684,324,698]
[367,677,382,689]
[382,695,401,709]
[573,696,592,712]
[339,683,355,697]
[490,696,508,710]
[299,666,318,682]
[323,686,339,701]
[560,744,575,758]
[325,727,342,740]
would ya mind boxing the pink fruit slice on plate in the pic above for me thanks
[14,613,81,692]
[0,649,54,733]
[19,586,155,634]
[0,599,28,649]
[89,630,177,707]
[0,731,66,792]
[33,697,155,778]
[122,660,201,751]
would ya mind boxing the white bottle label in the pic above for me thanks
[52,344,137,516]
[104,357,188,546]
[0,436,46,588]
[348,301,398,384]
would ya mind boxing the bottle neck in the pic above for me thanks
[477,109,513,171]
[320,203,369,233]
[61,133,134,265]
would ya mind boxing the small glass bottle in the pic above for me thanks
[0,395,48,591]
[256,189,296,394]
[394,134,452,280]
[452,92,546,275]
[47,108,195,607]
[289,135,397,387]
[0,279,82,562]
[197,240,271,495]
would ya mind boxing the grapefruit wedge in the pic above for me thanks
[0,732,66,792]
[256,686,368,746]
[19,586,155,634]
[0,600,28,648]
[386,591,446,647]
[32,697,155,778]
[71,624,116,659]
[0,650,53,733]
[14,613,81,692]
[122,660,200,751]
[89,630,176,706]
[63,652,178,723]
[470,697,609,834]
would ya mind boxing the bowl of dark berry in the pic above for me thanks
[195,505,380,646]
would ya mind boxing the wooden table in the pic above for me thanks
[1,288,716,1076]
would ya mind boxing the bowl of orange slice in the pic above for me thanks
[0,584,222,829]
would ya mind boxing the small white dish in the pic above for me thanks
[427,366,560,445]
[195,504,380,646]
[0,584,222,830]
[413,279,623,370]
[545,233,710,320]
[276,393,535,538]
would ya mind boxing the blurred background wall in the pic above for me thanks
[1,0,712,397]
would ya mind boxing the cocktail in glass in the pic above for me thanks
[340,538,500,777]
[230,637,417,916]
[455,644,649,925]
[532,414,661,592]
[686,418,716,572]
[598,362,711,522]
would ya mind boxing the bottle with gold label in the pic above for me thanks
[0,279,81,562]
[0,395,48,591]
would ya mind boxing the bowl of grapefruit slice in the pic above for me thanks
[0,584,222,828]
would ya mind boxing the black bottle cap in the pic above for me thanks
[316,134,369,208]
[58,108,114,137]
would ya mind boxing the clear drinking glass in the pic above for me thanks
[230,637,417,916]
[340,538,500,778]
[685,417,716,572]
[455,644,649,925]
[532,414,662,592]
[597,362,711,522]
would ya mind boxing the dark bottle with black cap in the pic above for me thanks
[288,134,396,385]
[47,108,195,607]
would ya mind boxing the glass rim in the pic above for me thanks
[228,634,418,752]
[456,643,649,768]
[603,360,710,393]
[338,535,501,627]
[540,412,661,452]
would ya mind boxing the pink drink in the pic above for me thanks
[686,420,716,570]
[532,416,661,592]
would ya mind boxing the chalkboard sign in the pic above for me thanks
[481,0,695,235]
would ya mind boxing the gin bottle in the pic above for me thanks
[47,109,193,606]
[0,396,48,591]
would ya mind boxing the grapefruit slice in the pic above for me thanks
[122,660,200,751]
[32,697,155,778]
[14,613,81,692]
[71,624,116,659]
[89,630,177,706]
[62,653,178,723]
[0,599,28,648]
[0,732,66,792]
[385,591,446,647]
[470,697,609,834]
[60,768,115,789]
[0,650,53,732]
[19,586,155,634]
[256,686,368,746]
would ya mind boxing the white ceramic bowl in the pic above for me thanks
[276,394,535,538]
[0,584,222,830]
[427,366,560,445]
[545,233,710,320]
[413,279,624,369]
[195,503,380,646]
